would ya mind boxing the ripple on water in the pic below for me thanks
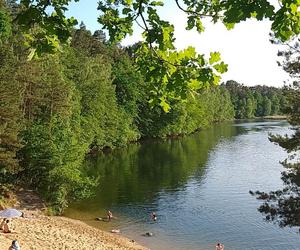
[66,121,300,250]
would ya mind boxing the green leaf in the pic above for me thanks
[213,74,221,85]
[213,62,228,73]
[209,52,221,64]
[290,3,298,14]
[150,1,164,6]
[124,0,132,5]
[195,18,204,32]
[122,8,132,15]
[186,16,195,30]
[160,98,171,112]
[188,79,200,90]
[224,22,235,30]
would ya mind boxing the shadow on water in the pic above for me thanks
[70,121,243,211]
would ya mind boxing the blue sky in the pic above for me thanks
[66,0,290,87]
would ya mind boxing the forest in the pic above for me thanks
[0,0,298,216]
[0,2,235,212]
[223,80,287,119]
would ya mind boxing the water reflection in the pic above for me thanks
[65,120,300,250]
[79,122,242,209]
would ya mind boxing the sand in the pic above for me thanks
[0,212,148,250]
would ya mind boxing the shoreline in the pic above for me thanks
[0,190,147,250]
[0,210,148,250]
[235,115,287,121]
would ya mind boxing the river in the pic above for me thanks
[65,120,300,250]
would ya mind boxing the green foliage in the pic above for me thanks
[135,44,227,111]
[77,55,139,149]
[0,0,296,110]
[63,35,141,149]
[224,80,287,119]
[252,39,300,229]
[262,96,272,116]
[96,0,299,108]
[17,55,94,212]
[0,43,22,177]
[0,10,234,212]
[253,83,300,228]
[0,4,11,42]
[111,50,145,117]
[16,0,78,59]
[139,87,234,138]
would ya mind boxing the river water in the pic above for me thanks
[65,120,300,250]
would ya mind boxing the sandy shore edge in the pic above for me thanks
[0,210,148,250]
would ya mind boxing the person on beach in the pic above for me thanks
[151,212,157,221]
[107,210,113,221]
[215,243,224,250]
[8,240,20,250]
[3,219,12,233]
[0,218,6,230]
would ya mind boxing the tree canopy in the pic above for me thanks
[0,0,296,213]
[1,0,299,110]
[0,7,235,212]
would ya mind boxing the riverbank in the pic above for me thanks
[260,115,287,120]
[235,115,287,122]
[0,190,147,250]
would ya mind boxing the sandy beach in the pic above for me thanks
[0,212,148,250]
[0,190,147,250]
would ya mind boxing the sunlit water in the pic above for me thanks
[65,120,300,250]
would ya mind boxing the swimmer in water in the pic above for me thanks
[151,212,157,221]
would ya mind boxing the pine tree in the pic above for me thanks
[0,43,22,177]
[252,40,300,229]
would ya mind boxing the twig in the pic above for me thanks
[137,1,182,67]
[174,0,222,18]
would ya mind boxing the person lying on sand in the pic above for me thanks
[0,218,6,230]
[8,240,21,250]
[3,219,12,233]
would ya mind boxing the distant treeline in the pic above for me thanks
[222,80,287,119]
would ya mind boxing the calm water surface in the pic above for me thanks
[65,120,300,250]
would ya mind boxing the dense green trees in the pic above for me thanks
[139,87,234,138]
[223,80,287,119]
[0,43,21,179]
[0,1,235,212]
[1,0,299,110]
[0,1,295,213]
